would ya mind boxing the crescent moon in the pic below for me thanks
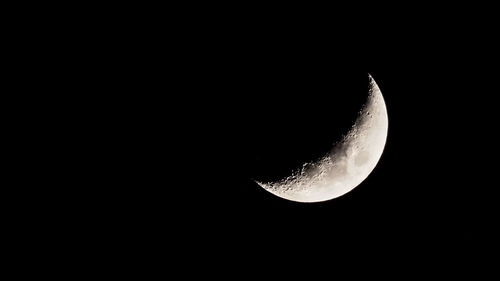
[256,74,388,203]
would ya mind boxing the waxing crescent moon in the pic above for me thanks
[255,74,388,203]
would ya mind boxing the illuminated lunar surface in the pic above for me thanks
[256,74,388,203]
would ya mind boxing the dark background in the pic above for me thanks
[102,22,491,258]
[20,5,497,272]
[103,18,488,249]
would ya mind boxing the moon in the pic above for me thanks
[255,74,388,203]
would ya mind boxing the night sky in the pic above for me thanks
[64,11,495,269]
[113,38,486,257]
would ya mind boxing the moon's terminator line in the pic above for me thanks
[256,74,388,203]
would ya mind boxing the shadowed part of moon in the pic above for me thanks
[256,74,388,203]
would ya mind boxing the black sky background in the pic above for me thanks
[104,24,490,257]
[27,6,498,271]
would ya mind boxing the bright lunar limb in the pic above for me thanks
[256,74,388,203]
